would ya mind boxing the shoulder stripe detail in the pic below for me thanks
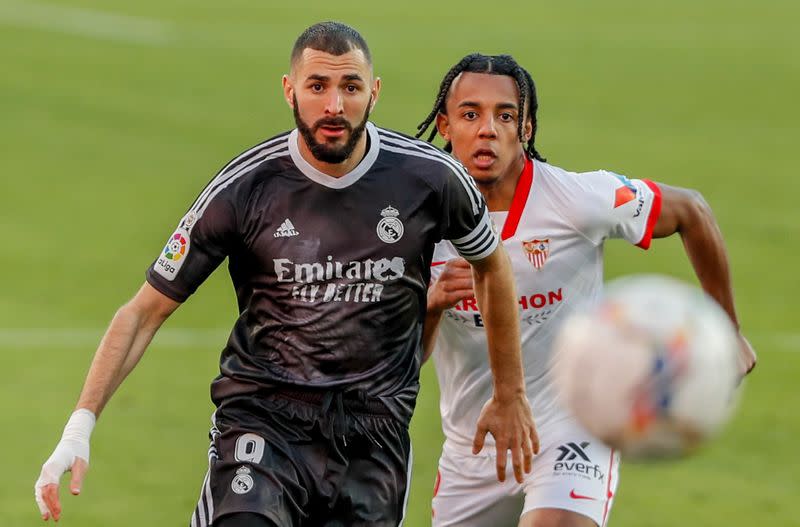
[191,138,289,215]
[193,149,289,221]
[379,141,481,216]
[378,132,482,215]
[377,127,448,156]
[189,134,290,215]
[378,131,482,206]
[216,132,290,178]
[378,131,470,176]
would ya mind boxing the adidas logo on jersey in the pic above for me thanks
[274,219,299,238]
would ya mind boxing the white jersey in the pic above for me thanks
[431,157,662,453]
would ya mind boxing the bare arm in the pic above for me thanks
[468,245,539,484]
[77,282,181,415]
[469,246,526,403]
[652,183,756,375]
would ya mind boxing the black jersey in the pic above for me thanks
[146,123,498,424]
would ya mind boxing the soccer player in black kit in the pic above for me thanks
[34,22,538,526]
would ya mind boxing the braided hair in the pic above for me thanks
[416,53,546,162]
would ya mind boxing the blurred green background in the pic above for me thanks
[2,0,798,525]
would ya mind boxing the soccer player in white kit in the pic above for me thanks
[415,53,757,527]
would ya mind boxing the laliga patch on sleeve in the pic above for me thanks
[153,228,191,281]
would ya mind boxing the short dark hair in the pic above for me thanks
[416,53,546,162]
[291,21,372,67]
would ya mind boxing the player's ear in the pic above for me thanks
[370,77,381,111]
[436,112,451,142]
[282,75,294,108]
[524,117,533,143]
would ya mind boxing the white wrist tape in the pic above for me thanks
[35,409,96,515]
[61,408,96,447]
[38,409,96,485]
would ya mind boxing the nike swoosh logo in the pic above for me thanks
[570,489,597,501]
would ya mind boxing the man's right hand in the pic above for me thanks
[35,409,95,521]
[472,393,539,484]
[428,258,475,313]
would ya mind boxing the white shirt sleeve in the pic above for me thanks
[430,240,458,281]
[565,170,663,249]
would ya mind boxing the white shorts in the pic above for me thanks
[431,416,620,527]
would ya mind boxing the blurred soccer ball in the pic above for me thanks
[551,275,741,459]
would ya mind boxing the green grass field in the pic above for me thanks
[2,1,798,525]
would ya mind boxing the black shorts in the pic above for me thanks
[189,390,412,527]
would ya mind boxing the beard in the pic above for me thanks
[293,95,371,164]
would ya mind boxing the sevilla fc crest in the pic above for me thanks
[522,239,550,270]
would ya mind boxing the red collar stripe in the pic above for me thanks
[500,157,534,240]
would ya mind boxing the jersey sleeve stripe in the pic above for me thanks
[449,209,499,260]
[455,230,498,261]
[454,226,494,257]
[636,179,662,250]
[378,132,482,215]
[454,223,492,252]
[449,208,492,246]
[190,139,289,216]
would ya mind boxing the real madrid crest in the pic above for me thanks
[231,465,254,495]
[377,205,404,244]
